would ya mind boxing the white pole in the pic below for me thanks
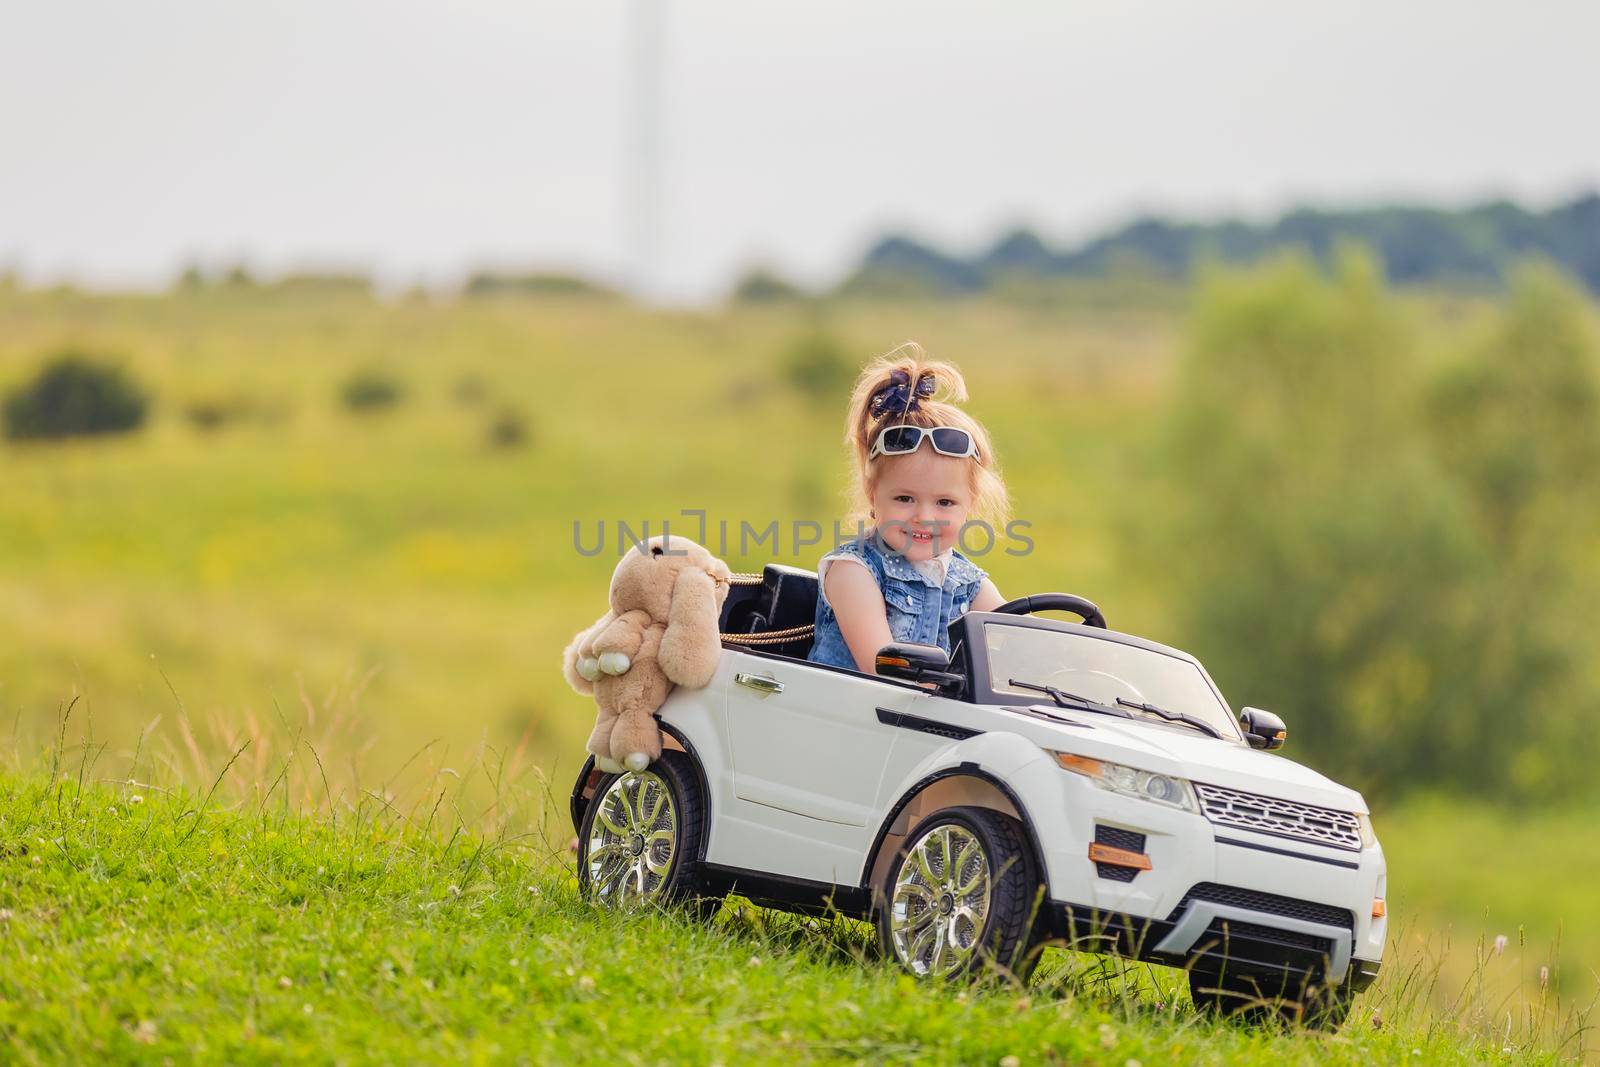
[627,0,664,301]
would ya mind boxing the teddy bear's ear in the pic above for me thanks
[658,568,723,689]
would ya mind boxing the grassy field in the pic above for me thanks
[0,770,1589,1065]
[0,287,1182,784]
[1,286,1596,1060]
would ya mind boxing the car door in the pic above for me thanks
[723,650,918,827]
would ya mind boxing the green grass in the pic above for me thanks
[0,288,1180,808]
[0,769,1587,1065]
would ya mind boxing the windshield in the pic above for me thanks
[983,622,1242,741]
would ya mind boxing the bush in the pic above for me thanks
[485,406,531,450]
[182,392,284,433]
[731,266,807,303]
[340,370,404,413]
[462,272,616,299]
[3,352,149,441]
[783,330,854,401]
[183,398,233,432]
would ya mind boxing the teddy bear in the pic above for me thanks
[561,534,732,773]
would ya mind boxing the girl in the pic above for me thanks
[808,346,1009,673]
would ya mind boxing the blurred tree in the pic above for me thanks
[841,192,1600,299]
[3,352,149,441]
[783,329,854,402]
[731,266,807,303]
[463,272,616,299]
[221,263,258,289]
[340,370,404,413]
[1423,262,1600,797]
[486,406,532,450]
[836,235,985,298]
[1144,249,1600,801]
[273,272,372,297]
[1146,249,1474,796]
[1428,263,1600,551]
[175,262,208,292]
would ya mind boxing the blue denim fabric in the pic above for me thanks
[807,529,987,671]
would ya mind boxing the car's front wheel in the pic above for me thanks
[576,750,721,918]
[876,806,1043,981]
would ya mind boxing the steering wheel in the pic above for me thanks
[991,593,1107,629]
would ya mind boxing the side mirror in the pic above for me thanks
[1239,707,1287,750]
[875,642,964,694]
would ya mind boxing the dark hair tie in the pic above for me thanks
[869,369,936,418]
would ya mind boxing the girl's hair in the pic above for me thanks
[841,342,1010,530]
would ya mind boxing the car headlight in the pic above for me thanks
[1052,752,1199,814]
[1357,812,1377,848]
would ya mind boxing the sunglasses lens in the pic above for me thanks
[879,426,923,454]
[929,427,973,456]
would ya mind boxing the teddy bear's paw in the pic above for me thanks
[594,755,625,774]
[597,651,632,676]
[623,752,651,772]
[576,656,602,682]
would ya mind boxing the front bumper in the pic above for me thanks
[1048,897,1382,991]
[1008,753,1387,987]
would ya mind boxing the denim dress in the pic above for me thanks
[808,529,987,671]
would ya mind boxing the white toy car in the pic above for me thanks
[570,568,1386,1027]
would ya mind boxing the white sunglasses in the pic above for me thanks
[868,424,980,461]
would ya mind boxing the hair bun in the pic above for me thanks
[868,369,937,418]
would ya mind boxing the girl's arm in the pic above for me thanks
[972,577,1006,612]
[821,559,895,674]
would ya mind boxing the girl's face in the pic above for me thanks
[868,448,975,561]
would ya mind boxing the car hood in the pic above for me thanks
[986,703,1367,814]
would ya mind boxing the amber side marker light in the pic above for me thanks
[1087,842,1153,871]
[876,656,910,669]
[1372,899,1387,918]
[1055,753,1102,775]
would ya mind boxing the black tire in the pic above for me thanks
[1188,967,1355,1031]
[576,750,723,920]
[1295,980,1357,1031]
[875,806,1043,982]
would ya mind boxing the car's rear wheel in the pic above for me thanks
[1188,967,1355,1030]
[876,806,1042,981]
[577,750,722,918]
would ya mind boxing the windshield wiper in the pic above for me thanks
[1115,697,1223,739]
[1007,679,1133,721]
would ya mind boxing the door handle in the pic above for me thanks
[735,672,784,695]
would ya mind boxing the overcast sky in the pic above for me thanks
[2,0,1596,302]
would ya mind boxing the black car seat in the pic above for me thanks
[718,564,818,660]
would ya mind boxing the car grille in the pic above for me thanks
[1193,782,1363,851]
[1203,917,1334,954]
[1170,882,1354,931]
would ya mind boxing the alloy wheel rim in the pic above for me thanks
[890,823,992,976]
[586,771,678,906]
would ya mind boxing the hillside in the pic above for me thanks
[0,772,1584,1065]
[840,193,1600,297]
